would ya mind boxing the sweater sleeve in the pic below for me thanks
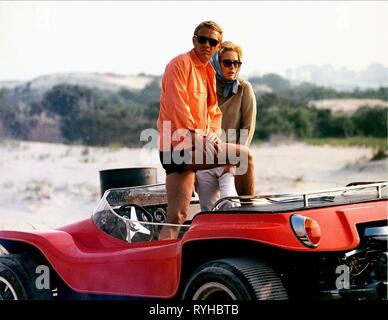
[240,81,257,146]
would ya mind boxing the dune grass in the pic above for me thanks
[305,137,387,160]
[305,137,387,149]
[252,136,387,149]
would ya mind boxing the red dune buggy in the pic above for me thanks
[0,181,386,300]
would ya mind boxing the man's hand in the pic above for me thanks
[193,131,219,164]
[206,131,222,145]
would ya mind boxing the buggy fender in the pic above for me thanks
[0,218,182,298]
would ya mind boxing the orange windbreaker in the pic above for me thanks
[157,49,222,151]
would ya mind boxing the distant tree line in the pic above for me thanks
[0,73,387,147]
[250,74,387,139]
[249,73,388,102]
[0,79,161,146]
[254,92,387,139]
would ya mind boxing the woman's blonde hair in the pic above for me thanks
[219,41,243,61]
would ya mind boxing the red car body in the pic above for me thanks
[0,182,387,300]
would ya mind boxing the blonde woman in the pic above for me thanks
[196,41,256,211]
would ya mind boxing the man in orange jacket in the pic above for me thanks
[157,21,254,239]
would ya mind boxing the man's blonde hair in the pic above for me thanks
[219,41,243,61]
[194,21,223,41]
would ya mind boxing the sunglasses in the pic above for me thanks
[194,35,220,47]
[221,60,242,68]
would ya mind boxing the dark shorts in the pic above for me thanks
[159,148,194,175]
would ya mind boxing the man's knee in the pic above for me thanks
[247,149,254,165]
[241,147,253,165]
[233,145,252,176]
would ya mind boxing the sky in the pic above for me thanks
[0,1,387,81]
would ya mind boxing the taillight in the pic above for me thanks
[290,214,321,248]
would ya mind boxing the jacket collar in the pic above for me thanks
[190,48,209,68]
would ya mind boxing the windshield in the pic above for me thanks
[92,184,190,243]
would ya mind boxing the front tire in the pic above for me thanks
[182,258,288,300]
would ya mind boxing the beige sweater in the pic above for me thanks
[217,79,257,146]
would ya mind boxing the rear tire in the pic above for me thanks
[0,258,28,300]
[182,258,288,300]
[0,254,53,300]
